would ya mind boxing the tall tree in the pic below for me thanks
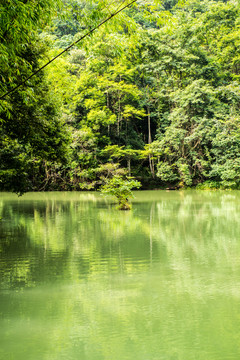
[0,0,69,193]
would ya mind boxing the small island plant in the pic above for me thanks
[100,175,141,210]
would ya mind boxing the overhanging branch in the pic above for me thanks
[0,0,137,100]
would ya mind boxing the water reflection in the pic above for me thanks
[1,191,240,360]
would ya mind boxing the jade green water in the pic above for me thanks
[1,191,240,360]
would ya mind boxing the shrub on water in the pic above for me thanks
[100,175,141,210]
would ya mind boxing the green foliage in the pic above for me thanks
[0,0,70,193]
[0,0,61,100]
[157,162,179,182]
[1,0,240,192]
[145,1,240,188]
[196,181,221,190]
[100,175,141,210]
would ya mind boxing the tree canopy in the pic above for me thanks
[1,0,240,192]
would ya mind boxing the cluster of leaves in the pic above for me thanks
[0,0,70,193]
[100,174,141,210]
[148,1,240,189]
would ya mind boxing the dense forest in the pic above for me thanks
[1,0,240,193]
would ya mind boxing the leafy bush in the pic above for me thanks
[196,181,221,190]
[100,175,141,210]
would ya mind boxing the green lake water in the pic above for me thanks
[1,190,240,360]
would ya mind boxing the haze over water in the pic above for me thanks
[1,190,240,360]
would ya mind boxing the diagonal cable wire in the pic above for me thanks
[0,0,137,101]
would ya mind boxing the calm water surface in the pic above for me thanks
[0,190,240,360]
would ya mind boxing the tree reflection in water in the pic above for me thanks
[0,191,240,360]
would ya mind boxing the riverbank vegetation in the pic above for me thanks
[1,0,240,193]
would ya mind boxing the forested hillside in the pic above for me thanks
[1,0,240,193]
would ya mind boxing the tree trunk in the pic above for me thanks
[117,90,121,137]
[147,106,152,145]
[147,105,155,178]
[127,158,131,176]
[107,90,110,136]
